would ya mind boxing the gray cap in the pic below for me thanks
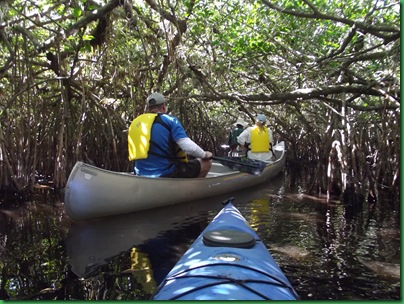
[256,114,267,123]
[147,92,166,106]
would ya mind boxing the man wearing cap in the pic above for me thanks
[128,92,213,178]
[237,114,274,161]
[228,117,248,156]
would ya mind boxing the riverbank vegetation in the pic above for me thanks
[0,0,400,206]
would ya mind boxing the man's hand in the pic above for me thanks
[203,151,213,160]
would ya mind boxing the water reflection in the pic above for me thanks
[65,200,214,279]
[233,191,400,300]
[0,199,69,300]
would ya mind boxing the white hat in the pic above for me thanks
[233,117,248,127]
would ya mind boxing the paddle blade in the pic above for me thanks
[212,156,266,175]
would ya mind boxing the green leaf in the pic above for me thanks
[83,35,95,41]
[73,7,82,18]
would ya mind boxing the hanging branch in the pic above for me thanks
[0,29,15,75]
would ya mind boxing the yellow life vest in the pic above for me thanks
[128,113,156,161]
[250,125,270,153]
[128,113,188,162]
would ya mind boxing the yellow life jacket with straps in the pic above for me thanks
[250,125,270,153]
[128,113,187,162]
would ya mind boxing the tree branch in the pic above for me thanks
[260,0,399,42]
[0,29,15,76]
[39,0,122,53]
[190,83,399,110]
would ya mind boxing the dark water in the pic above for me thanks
[0,175,400,300]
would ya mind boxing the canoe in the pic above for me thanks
[152,198,299,300]
[64,141,285,220]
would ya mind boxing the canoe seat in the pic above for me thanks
[203,229,256,248]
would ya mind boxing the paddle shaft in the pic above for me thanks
[211,156,263,169]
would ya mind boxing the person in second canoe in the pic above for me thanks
[227,117,248,156]
[128,92,213,178]
[237,114,274,161]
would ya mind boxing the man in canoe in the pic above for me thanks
[128,92,213,178]
[237,114,274,161]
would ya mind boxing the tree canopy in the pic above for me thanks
[0,0,400,204]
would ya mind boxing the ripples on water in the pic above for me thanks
[0,178,400,300]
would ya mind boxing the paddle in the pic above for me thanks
[211,156,266,175]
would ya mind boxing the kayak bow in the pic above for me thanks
[152,198,299,300]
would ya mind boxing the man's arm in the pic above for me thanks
[237,128,250,155]
[176,137,211,159]
[237,128,249,146]
[268,129,274,148]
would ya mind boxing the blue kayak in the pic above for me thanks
[152,198,299,300]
